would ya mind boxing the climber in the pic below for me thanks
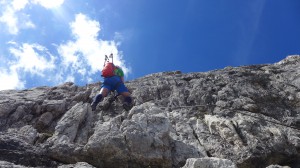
[91,53,133,111]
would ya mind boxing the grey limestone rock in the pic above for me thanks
[0,160,31,168]
[265,165,291,168]
[182,157,236,168]
[0,55,300,168]
[58,162,96,168]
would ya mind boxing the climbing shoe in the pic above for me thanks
[123,102,133,111]
[91,102,97,111]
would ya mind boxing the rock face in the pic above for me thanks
[182,157,236,168]
[0,55,300,168]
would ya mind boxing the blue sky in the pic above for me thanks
[0,0,299,90]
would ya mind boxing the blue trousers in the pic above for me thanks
[102,76,128,94]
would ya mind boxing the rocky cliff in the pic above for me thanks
[0,55,299,168]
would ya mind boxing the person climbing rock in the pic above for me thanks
[91,54,133,111]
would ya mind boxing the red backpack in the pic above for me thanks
[101,54,116,78]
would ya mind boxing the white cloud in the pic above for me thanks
[114,32,124,45]
[12,0,29,10]
[0,0,64,35]
[70,13,100,39]
[0,68,25,90]
[58,13,130,82]
[0,7,130,90]
[0,6,19,34]
[0,42,58,90]
[0,0,34,34]
[65,75,75,83]
[9,43,56,76]
[32,0,64,9]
